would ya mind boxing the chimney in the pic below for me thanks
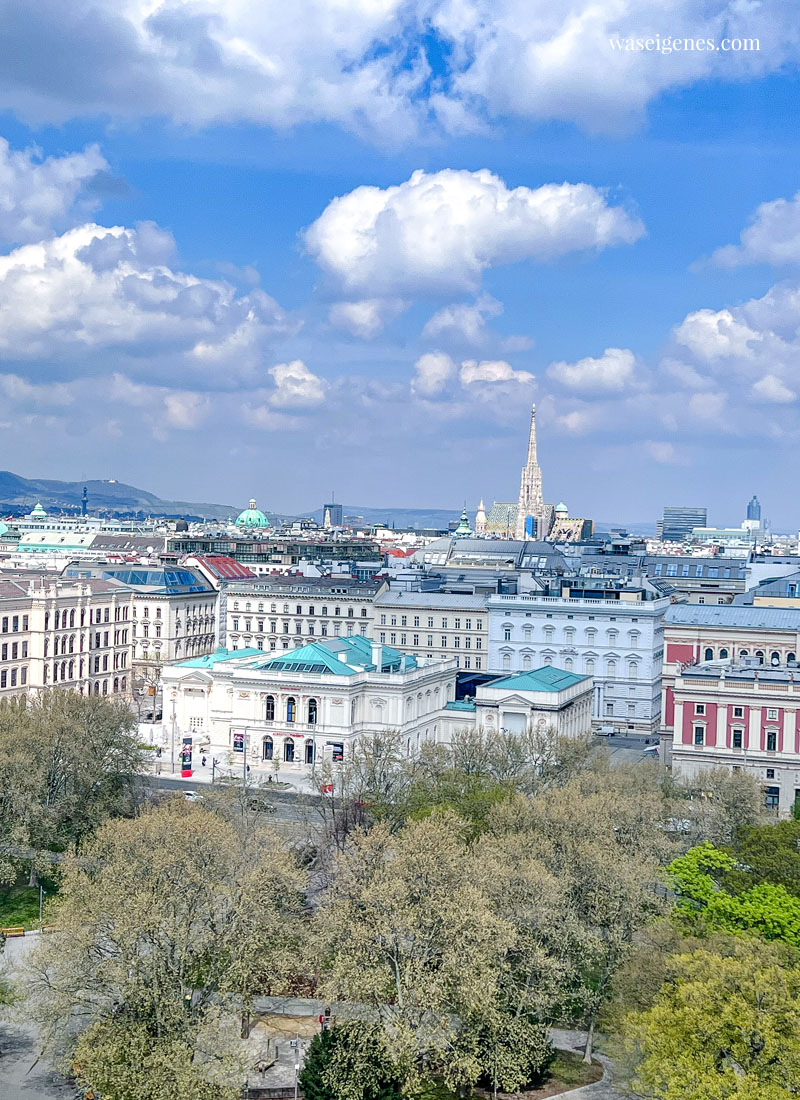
[371,642,382,670]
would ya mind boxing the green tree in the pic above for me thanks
[299,1022,403,1100]
[725,819,800,896]
[669,843,800,946]
[621,939,800,1100]
[0,692,145,882]
[486,760,673,1061]
[313,811,514,1089]
[24,799,307,1099]
[665,766,763,848]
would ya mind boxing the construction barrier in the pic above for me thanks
[0,925,25,936]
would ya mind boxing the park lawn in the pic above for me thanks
[418,1050,602,1099]
[0,884,58,930]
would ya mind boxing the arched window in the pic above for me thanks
[68,661,74,680]
[607,659,616,676]
[704,648,713,661]
[739,649,748,658]
[283,738,295,763]
[305,739,314,764]
[69,609,75,627]
[502,653,511,671]
[54,610,60,630]
[60,661,67,681]
[771,651,781,666]
[522,654,532,671]
[719,648,728,659]
[69,634,75,653]
[113,677,119,692]
[286,697,296,723]
[102,680,108,695]
[308,698,318,724]
[756,650,765,664]
[120,677,126,692]
[565,657,573,671]
[262,736,273,761]
[628,661,638,678]
[789,652,797,664]
[586,658,595,674]
[265,695,275,721]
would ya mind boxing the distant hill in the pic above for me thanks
[0,472,236,521]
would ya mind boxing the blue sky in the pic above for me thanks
[0,1,798,528]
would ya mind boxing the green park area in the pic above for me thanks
[2,695,800,1100]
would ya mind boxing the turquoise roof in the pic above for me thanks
[252,635,417,676]
[444,699,477,711]
[235,498,269,528]
[178,647,263,668]
[488,666,588,693]
[0,521,8,536]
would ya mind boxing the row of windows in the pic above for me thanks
[379,632,483,650]
[1,615,28,633]
[701,647,795,665]
[1,641,28,661]
[233,601,368,617]
[502,625,641,644]
[0,666,26,688]
[654,563,743,579]
[694,725,779,750]
[379,614,484,630]
[264,696,318,724]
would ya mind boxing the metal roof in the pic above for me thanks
[666,604,800,630]
[487,666,589,693]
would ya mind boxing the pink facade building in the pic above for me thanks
[661,604,800,814]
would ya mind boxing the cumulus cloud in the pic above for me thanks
[411,352,458,398]
[0,1,789,138]
[547,347,635,392]
[752,374,797,404]
[108,373,210,434]
[711,191,800,268]
[674,308,761,361]
[644,441,687,466]
[0,372,75,407]
[0,138,108,246]
[328,298,408,339]
[421,295,503,346]
[268,360,328,408]
[0,222,292,368]
[460,359,534,385]
[304,169,643,297]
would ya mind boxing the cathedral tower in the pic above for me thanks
[514,404,546,540]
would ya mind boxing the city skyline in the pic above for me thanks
[0,6,797,524]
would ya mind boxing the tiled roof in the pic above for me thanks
[194,555,256,580]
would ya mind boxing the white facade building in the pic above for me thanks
[161,635,458,768]
[487,592,670,734]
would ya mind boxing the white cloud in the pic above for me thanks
[0,2,790,138]
[411,352,458,398]
[163,391,211,429]
[268,360,328,408]
[674,308,760,361]
[108,372,210,435]
[0,138,108,246]
[557,409,593,434]
[459,359,534,385]
[688,391,727,422]
[0,372,75,407]
[644,441,687,466]
[752,374,797,404]
[304,169,643,297]
[547,347,635,392]
[0,222,292,368]
[711,191,800,268]
[421,295,505,347]
[328,298,408,338]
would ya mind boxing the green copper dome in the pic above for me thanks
[235,498,269,529]
[30,501,47,518]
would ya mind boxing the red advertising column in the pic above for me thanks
[181,735,193,778]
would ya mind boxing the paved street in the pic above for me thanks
[0,936,75,1100]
